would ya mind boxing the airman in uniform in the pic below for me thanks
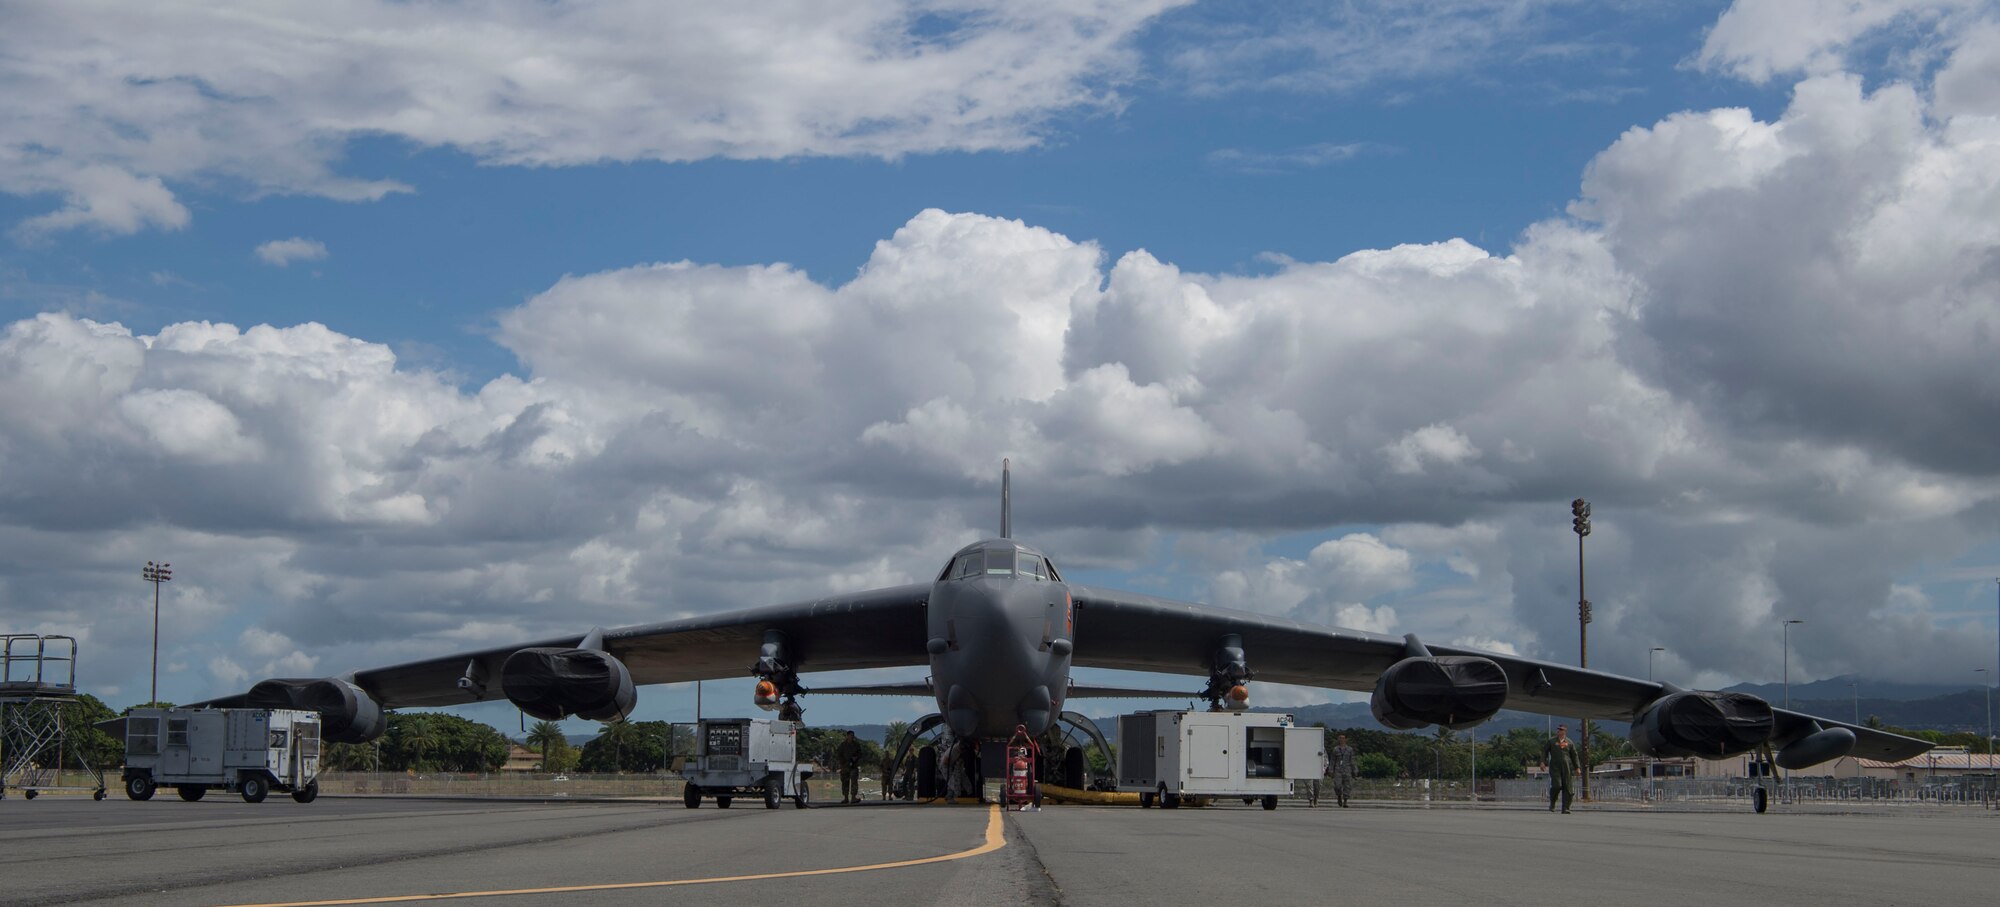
[1543,724,1580,814]
[1329,733,1358,808]
[835,730,863,804]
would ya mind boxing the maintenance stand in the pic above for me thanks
[0,634,108,800]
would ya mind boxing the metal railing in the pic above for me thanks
[1,634,78,691]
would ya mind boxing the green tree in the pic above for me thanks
[61,693,122,770]
[527,721,566,770]
[376,714,508,772]
[1474,750,1524,779]
[1587,726,1634,768]
[1356,752,1402,779]
[320,741,375,771]
[578,720,673,773]
[399,719,441,770]
[795,727,880,769]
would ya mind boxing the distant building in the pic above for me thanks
[502,744,541,773]
[1526,747,1997,782]
[1690,746,1998,781]
[1854,747,1999,783]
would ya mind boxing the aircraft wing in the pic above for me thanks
[202,583,932,710]
[1068,585,1932,762]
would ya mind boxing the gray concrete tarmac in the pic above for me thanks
[2,797,1992,905]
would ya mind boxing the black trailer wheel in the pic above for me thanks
[1261,795,1278,811]
[1753,787,1769,813]
[125,775,155,801]
[1161,789,1181,809]
[794,779,810,809]
[1139,792,1154,808]
[684,784,702,809]
[93,788,107,801]
[291,782,319,804]
[716,796,733,809]
[764,780,782,810]
[241,775,269,804]
[177,786,206,802]
[23,789,36,800]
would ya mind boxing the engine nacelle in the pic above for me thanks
[500,647,636,722]
[1370,656,1507,731]
[1628,691,1774,759]
[1776,727,1857,770]
[246,678,387,743]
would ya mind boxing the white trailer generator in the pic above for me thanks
[680,717,812,810]
[1116,709,1325,810]
[121,707,322,804]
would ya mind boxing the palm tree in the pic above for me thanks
[527,721,565,771]
[597,719,641,772]
[401,718,442,771]
[1432,726,1457,778]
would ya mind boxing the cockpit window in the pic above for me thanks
[984,548,1016,576]
[944,548,1059,580]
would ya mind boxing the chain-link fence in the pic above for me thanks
[1483,775,2000,808]
[1272,774,2000,809]
[299,770,2000,810]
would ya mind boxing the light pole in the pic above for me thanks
[1571,497,1592,801]
[141,561,172,705]
[1781,619,1805,709]
[1848,680,1860,786]
[1647,646,1665,799]
[1976,668,1992,763]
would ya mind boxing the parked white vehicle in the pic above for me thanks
[679,717,812,809]
[120,707,322,804]
[1115,709,1324,809]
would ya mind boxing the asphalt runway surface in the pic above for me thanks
[2,796,1993,905]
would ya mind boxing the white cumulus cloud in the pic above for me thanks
[255,238,329,267]
[0,1,1182,234]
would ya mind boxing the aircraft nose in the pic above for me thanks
[938,576,1062,738]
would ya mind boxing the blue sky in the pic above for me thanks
[2,0,1998,736]
[0,2,1788,384]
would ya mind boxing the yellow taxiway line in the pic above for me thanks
[218,804,1006,906]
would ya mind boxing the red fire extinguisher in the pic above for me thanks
[1008,750,1030,800]
[1005,725,1040,809]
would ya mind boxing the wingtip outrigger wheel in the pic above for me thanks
[1753,740,1777,813]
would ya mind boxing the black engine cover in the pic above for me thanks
[500,648,637,721]
[1629,691,1774,758]
[1370,656,1508,730]
[246,678,387,743]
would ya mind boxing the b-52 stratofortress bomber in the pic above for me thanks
[208,462,1931,781]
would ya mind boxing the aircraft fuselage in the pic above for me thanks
[925,539,1073,738]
